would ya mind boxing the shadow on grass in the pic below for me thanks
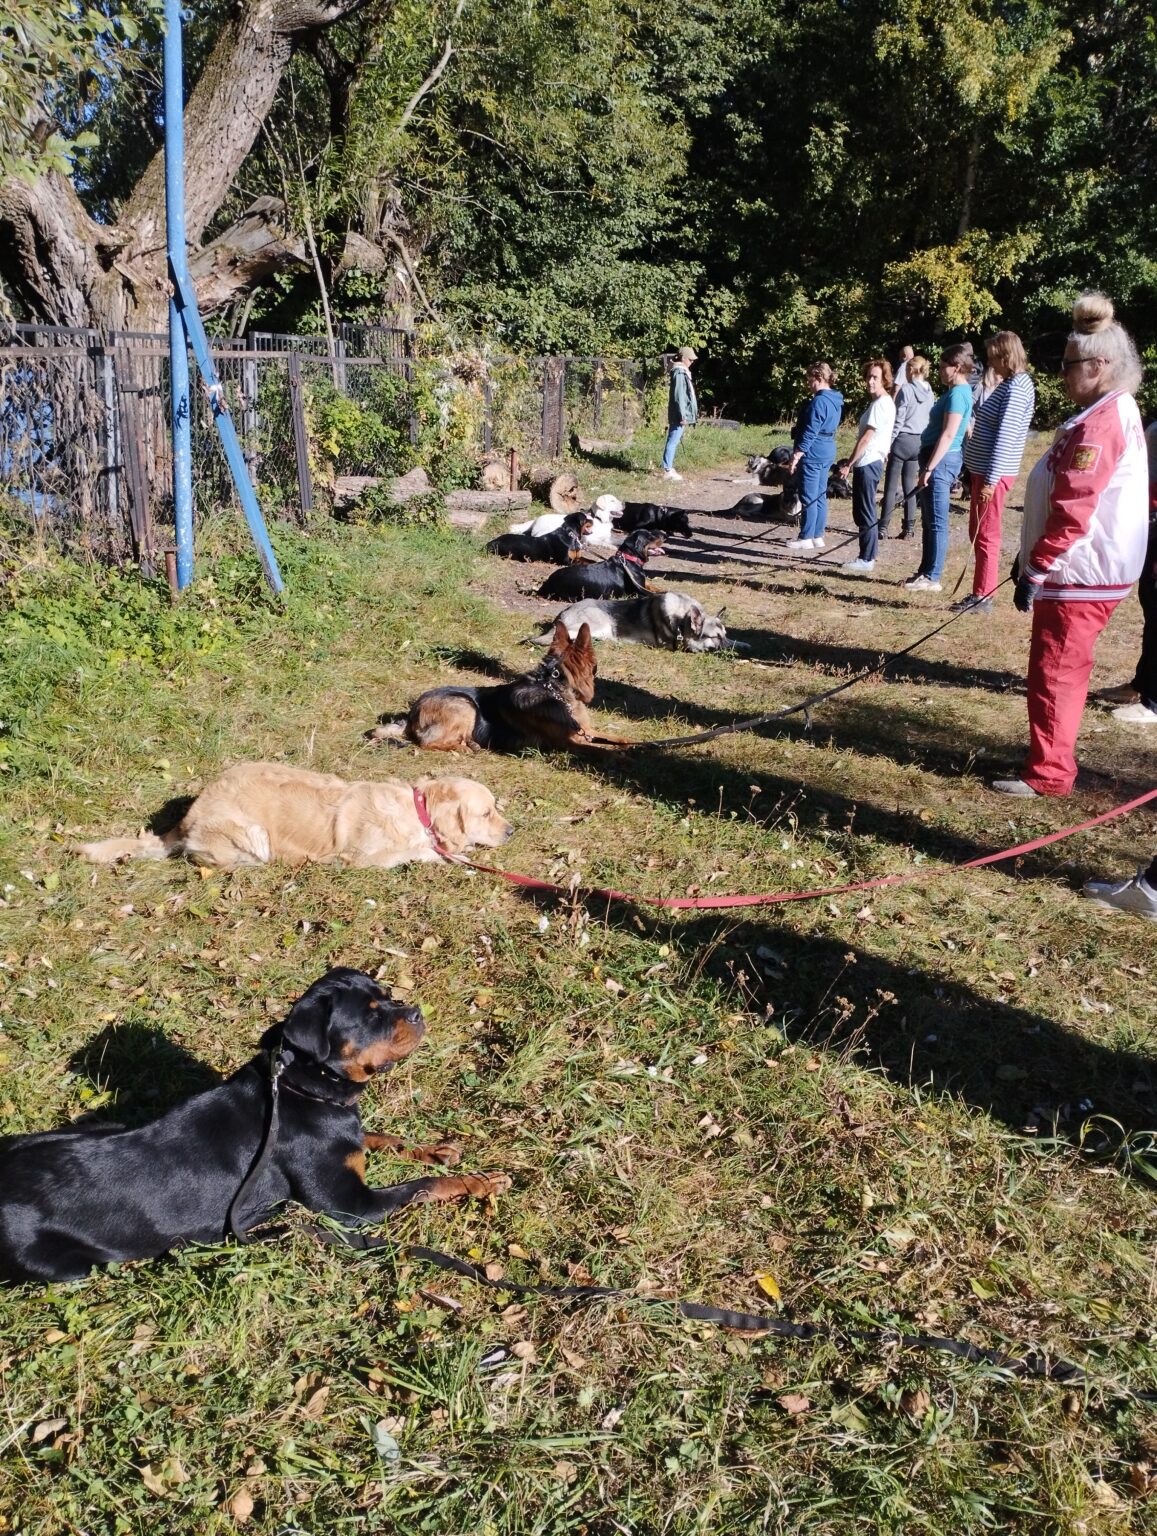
[513,887,1157,1144]
[68,1021,222,1127]
[720,625,1028,696]
[580,705,1137,887]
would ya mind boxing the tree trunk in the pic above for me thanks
[957,129,981,240]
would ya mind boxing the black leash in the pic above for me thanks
[227,1047,287,1242]
[587,577,1014,751]
[307,1223,1156,1403]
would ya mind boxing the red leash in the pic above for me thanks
[422,785,1157,912]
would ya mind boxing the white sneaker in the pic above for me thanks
[662,468,683,481]
[991,778,1038,797]
[1082,870,1157,921]
[1111,701,1157,724]
[904,574,942,592]
[843,558,875,573]
[785,537,814,550]
[812,538,826,550]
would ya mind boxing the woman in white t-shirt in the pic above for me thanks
[844,358,897,572]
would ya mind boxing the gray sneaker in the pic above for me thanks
[1081,871,1157,921]
[991,778,1039,796]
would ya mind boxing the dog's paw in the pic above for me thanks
[425,1142,463,1167]
[465,1171,513,1199]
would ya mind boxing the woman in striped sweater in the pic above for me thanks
[954,332,1036,613]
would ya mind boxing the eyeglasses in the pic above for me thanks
[1060,356,1106,371]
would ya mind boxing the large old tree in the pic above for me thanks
[0,0,384,333]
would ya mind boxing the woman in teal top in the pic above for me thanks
[903,344,974,592]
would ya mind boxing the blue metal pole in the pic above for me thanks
[170,266,284,595]
[162,0,193,589]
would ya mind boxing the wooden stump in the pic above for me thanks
[480,460,509,491]
[524,465,581,512]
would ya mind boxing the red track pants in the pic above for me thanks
[1022,597,1120,795]
[968,474,1014,598]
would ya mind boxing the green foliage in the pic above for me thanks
[882,232,1041,334]
[0,1,146,183]
[353,482,446,527]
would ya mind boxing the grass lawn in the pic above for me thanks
[1,437,1155,1535]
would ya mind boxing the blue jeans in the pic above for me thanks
[662,425,684,470]
[798,444,835,539]
[852,460,884,561]
[918,448,962,581]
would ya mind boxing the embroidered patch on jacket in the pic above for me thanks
[1070,444,1101,472]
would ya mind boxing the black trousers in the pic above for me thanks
[1130,520,1157,709]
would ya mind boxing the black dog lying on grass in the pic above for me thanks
[616,503,693,538]
[537,527,664,601]
[0,968,509,1283]
[485,511,591,564]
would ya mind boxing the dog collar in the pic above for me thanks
[412,786,456,861]
[622,552,644,566]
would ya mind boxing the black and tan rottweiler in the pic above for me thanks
[485,512,592,564]
[0,968,508,1283]
[369,622,626,753]
[536,528,665,602]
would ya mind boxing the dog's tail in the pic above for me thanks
[523,624,562,646]
[364,719,411,746]
[75,831,174,864]
[508,518,534,535]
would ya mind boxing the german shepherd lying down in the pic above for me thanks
[368,623,628,753]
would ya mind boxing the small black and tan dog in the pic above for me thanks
[485,511,591,564]
[537,528,664,602]
[617,503,693,538]
[369,621,627,753]
[0,968,509,1283]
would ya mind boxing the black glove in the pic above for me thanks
[1013,575,1037,613]
[1010,554,1021,583]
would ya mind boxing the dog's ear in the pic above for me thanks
[574,622,595,655]
[716,605,728,621]
[547,620,571,655]
[263,966,377,1061]
[689,606,704,635]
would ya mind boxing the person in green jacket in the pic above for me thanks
[662,347,698,481]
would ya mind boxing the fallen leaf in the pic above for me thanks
[755,1272,782,1301]
[228,1488,255,1524]
[900,1387,931,1421]
[418,1290,462,1313]
[552,1459,578,1484]
[484,1262,505,1282]
[777,1393,810,1417]
[43,1328,67,1345]
[507,1243,532,1260]
[560,1347,587,1370]
[601,1405,625,1430]
[372,1421,401,1463]
[511,1340,537,1363]
[31,1418,68,1444]
[299,1386,330,1420]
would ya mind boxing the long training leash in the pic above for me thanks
[418,783,1157,913]
[585,576,1015,752]
[309,1223,1156,1403]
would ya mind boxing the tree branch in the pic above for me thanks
[396,0,465,133]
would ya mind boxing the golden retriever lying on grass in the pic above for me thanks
[76,762,513,872]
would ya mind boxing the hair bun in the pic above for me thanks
[1072,292,1115,334]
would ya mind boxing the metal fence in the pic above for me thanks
[0,322,666,566]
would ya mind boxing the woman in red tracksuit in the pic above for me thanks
[992,294,1149,797]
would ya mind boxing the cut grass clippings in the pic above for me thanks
[0,470,1155,1536]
